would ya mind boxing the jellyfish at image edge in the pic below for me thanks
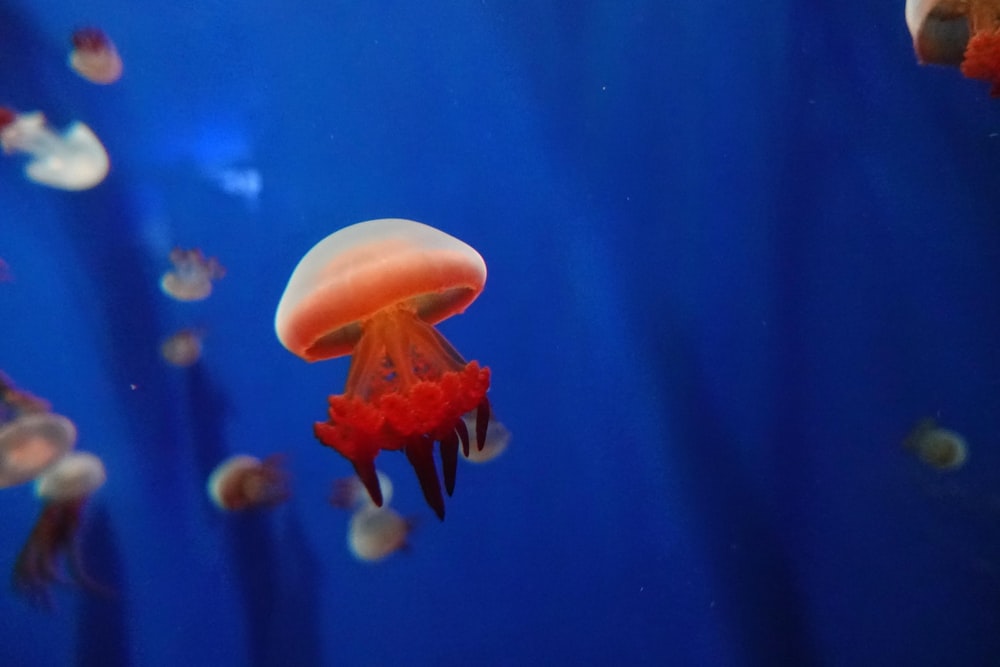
[207,454,290,511]
[904,418,968,470]
[906,0,1000,95]
[0,372,76,487]
[160,247,225,302]
[275,218,492,520]
[0,107,109,190]
[68,27,123,85]
[13,451,107,607]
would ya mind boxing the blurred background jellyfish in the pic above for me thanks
[330,470,393,511]
[0,372,76,488]
[160,328,204,367]
[160,248,226,302]
[207,454,290,512]
[13,451,107,607]
[0,258,11,283]
[0,107,109,190]
[347,506,413,563]
[904,418,968,470]
[906,0,1000,95]
[460,412,511,464]
[275,218,492,520]
[68,27,123,85]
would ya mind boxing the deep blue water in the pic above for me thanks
[1,1,1000,665]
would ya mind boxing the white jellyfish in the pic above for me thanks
[68,28,123,85]
[207,454,290,511]
[347,505,412,562]
[0,108,109,190]
[160,247,226,302]
[460,412,511,464]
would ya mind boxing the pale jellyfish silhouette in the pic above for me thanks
[0,108,109,190]
[160,248,225,302]
[13,451,107,607]
[906,0,1000,95]
[207,454,290,511]
[904,418,968,470]
[69,28,123,84]
[160,328,204,367]
[0,373,75,487]
[460,412,511,463]
[330,471,394,510]
[347,505,413,562]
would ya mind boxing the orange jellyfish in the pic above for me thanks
[160,328,204,367]
[275,218,492,519]
[68,28,123,85]
[906,0,1000,95]
[0,107,109,190]
[160,248,225,302]
[13,451,107,607]
[207,454,290,511]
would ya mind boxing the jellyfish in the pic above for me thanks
[0,413,77,489]
[904,418,968,470]
[275,218,493,520]
[906,0,1000,95]
[160,247,226,302]
[160,328,204,367]
[347,505,413,562]
[207,454,290,511]
[68,28,123,85]
[330,471,394,510]
[0,371,51,420]
[13,451,107,607]
[0,108,109,190]
[460,412,511,464]
[0,258,10,283]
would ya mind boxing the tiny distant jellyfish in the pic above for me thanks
[274,219,494,520]
[330,471,394,510]
[160,328,204,367]
[906,0,1000,95]
[904,418,968,470]
[347,506,413,562]
[0,107,109,190]
[460,412,510,463]
[207,454,290,511]
[160,247,225,302]
[13,451,107,608]
[68,27,122,85]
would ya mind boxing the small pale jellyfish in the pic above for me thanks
[160,328,204,367]
[0,107,109,190]
[904,418,968,470]
[68,27,123,85]
[347,505,413,562]
[13,451,107,607]
[906,0,1000,95]
[160,247,226,302]
[0,413,77,488]
[330,471,394,510]
[207,454,290,511]
[460,412,511,463]
[275,218,493,519]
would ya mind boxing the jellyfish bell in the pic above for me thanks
[69,27,123,85]
[347,506,413,562]
[14,451,106,607]
[275,218,493,519]
[161,328,204,367]
[0,413,77,488]
[160,247,226,302]
[906,0,1000,95]
[460,412,510,464]
[904,418,968,470]
[330,470,394,510]
[0,109,109,190]
[207,454,290,512]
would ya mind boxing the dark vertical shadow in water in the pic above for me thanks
[186,364,322,666]
[75,504,130,667]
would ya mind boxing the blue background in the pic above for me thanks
[1,1,999,665]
